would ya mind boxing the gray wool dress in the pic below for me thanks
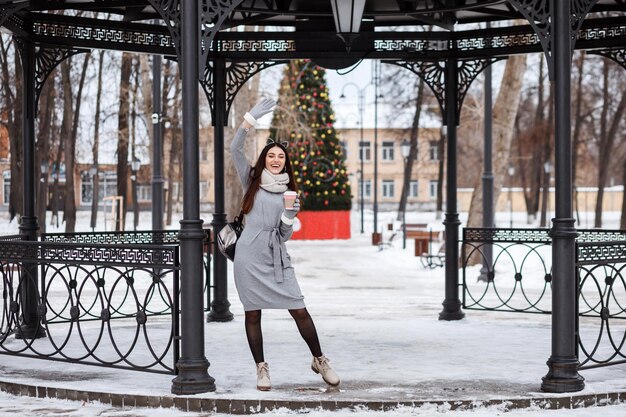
[230,127,305,311]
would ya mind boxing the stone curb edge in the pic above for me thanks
[0,380,624,414]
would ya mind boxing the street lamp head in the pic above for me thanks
[131,157,141,172]
[508,164,515,176]
[401,139,411,159]
[40,160,49,174]
[544,161,552,174]
[330,0,366,52]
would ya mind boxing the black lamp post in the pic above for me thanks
[340,82,370,234]
[508,163,515,228]
[330,0,366,52]
[89,164,98,231]
[39,160,48,234]
[130,157,141,231]
[401,139,411,249]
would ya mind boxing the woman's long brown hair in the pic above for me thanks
[241,144,298,214]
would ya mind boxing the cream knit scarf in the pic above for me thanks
[260,168,289,193]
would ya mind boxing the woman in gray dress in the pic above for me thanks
[230,98,340,391]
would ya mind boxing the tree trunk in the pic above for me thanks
[117,52,132,231]
[0,38,23,221]
[63,52,90,232]
[619,159,626,230]
[466,54,527,234]
[90,50,105,231]
[594,58,626,228]
[572,52,586,225]
[58,59,74,230]
[435,128,445,219]
[396,77,424,221]
[166,68,181,226]
[35,69,57,234]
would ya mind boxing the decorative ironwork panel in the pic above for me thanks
[508,0,552,75]
[147,0,181,57]
[42,230,181,245]
[572,0,600,48]
[0,4,26,29]
[589,48,626,71]
[388,57,502,122]
[0,241,177,268]
[577,242,626,369]
[202,60,288,120]
[387,60,446,117]
[32,20,175,49]
[199,0,245,73]
[577,229,626,243]
[35,46,85,107]
[464,227,551,243]
[577,241,626,265]
[0,234,25,242]
[219,39,296,53]
[461,239,553,314]
[0,244,180,374]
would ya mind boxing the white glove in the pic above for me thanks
[244,98,276,127]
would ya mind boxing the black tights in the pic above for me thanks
[244,308,323,364]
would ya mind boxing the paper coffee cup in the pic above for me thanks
[283,191,297,209]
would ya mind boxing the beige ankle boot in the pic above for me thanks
[256,362,271,391]
[311,355,340,386]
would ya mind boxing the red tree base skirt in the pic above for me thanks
[291,210,351,240]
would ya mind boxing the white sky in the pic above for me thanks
[0,209,625,416]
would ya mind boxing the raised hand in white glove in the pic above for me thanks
[244,98,276,127]
[283,196,301,220]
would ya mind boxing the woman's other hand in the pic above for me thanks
[244,98,276,127]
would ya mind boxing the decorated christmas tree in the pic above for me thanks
[270,59,351,211]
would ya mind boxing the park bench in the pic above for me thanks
[380,223,445,267]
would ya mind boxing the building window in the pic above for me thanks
[429,141,440,161]
[358,179,372,199]
[339,141,348,158]
[382,141,394,161]
[429,180,438,199]
[100,172,118,200]
[138,185,152,202]
[80,172,93,204]
[2,170,10,205]
[359,141,371,162]
[382,180,395,198]
[199,181,210,201]
[409,180,419,197]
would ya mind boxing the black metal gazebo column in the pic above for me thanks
[207,56,234,323]
[541,0,585,393]
[16,39,45,339]
[152,52,164,231]
[439,57,464,321]
[171,0,215,394]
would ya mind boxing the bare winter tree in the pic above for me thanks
[35,67,57,233]
[465,53,528,234]
[592,56,626,227]
[116,52,133,230]
[63,52,91,232]
[90,50,105,231]
[0,36,23,221]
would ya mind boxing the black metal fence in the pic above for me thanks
[0,239,180,374]
[42,229,213,312]
[577,240,626,370]
[461,227,626,370]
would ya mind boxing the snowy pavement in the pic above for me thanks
[1,210,626,416]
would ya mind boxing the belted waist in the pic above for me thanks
[267,227,289,283]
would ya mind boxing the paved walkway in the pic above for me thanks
[1,236,626,414]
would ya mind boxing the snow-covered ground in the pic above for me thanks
[0,208,625,416]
